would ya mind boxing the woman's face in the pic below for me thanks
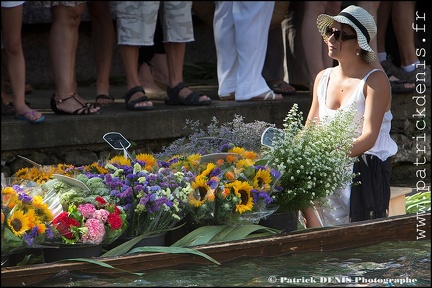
[325,23,358,61]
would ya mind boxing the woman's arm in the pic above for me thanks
[349,70,391,157]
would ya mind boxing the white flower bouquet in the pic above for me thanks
[261,103,360,212]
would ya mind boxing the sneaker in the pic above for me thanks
[393,65,431,87]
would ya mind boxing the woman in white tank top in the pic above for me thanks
[302,5,398,227]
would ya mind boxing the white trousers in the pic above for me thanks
[213,1,274,100]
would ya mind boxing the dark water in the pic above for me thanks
[34,240,430,287]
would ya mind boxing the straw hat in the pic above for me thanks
[192,2,289,30]
[316,5,377,64]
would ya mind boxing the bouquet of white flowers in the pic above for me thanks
[261,103,360,212]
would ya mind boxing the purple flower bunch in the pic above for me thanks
[100,162,196,237]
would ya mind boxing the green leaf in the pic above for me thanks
[210,226,237,242]
[170,225,226,247]
[101,232,161,257]
[127,246,220,265]
[220,224,278,241]
[59,258,144,276]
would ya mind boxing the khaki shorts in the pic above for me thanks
[115,1,194,46]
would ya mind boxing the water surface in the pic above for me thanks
[34,240,430,287]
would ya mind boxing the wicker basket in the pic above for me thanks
[192,1,290,30]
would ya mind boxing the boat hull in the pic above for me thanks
[1,212,430,287]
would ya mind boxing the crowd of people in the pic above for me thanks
[0,1,430,228]
[1,1,429,119]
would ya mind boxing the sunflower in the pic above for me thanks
[226,180,253,214]
[32,195,54,222]
[230,146,246,155]
[108,155,131,166]
[253,169,272,191]
[235,158,255,169]
[7,209,32,236]
[189,176,213,207]
[201,162,216,177]
[84,162,109,174]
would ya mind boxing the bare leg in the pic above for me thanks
[1,4,42,120]
[392,1,418,67]
[149,53,169,87]
[87,1,115,103]
[356,1,382,70]
[119,45,153,109]
[138,62,165,93]
[164,42,210,102]
[50,4,99,114]
[301,1,341,90]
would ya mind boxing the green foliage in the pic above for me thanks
[406,191,431,214]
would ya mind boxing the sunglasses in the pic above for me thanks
[325,27,357,42]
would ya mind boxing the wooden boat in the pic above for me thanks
[2,212,430,287]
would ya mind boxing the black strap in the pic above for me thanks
[339,12,370,43]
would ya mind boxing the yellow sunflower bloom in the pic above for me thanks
[190,176,212,207]
[230,146,245,155]
[7,210,32,236]
[108,155,131,166]
[202,163,216,177]
[253,169,272,191]
[236,158,255,169]
[227,181,253,214]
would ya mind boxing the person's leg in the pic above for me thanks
[87,1,115,104]
[50,3,100,114]
[116,1,156,109]
[149,53,169,87]
[356,1,382,70]
[392,1,419,68]
[263,26,296,95]
[138,15,168,95]
[301,1,341,91]
[234,1,280,100]
[1,4,43,120]
[163,1,210,103]
[214,1,237,98]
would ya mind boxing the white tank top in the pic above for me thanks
[317,68,398,161]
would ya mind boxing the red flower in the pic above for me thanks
[52,212,80,239]
[95,196,107,205]
[107,213,122,230]
[113,205,121,215]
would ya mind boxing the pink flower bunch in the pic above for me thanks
[50,196,127,245]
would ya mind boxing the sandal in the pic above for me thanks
[165,82,212,106]
[95,94,115,106]
[124,86,154,111]
[50,93,100,115]
[267,80,296,95]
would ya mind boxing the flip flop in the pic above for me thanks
[15,110,45,124]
